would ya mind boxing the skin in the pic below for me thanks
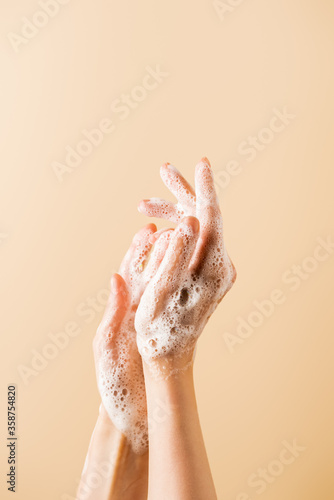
[77,405,148,500]
[136,158,236,374]
[79,157,236,500]
[94,224,172,453]
[78,225,171,499]
[137,158,236,500]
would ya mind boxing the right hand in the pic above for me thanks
[135,158,236,377]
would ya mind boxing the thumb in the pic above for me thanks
[98,273,129,335]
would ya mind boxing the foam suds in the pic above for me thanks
[96,229,172,454]
[96,160,236,449]
[97,313,148,454]
[135,220,235,376]
[136,161,236,377]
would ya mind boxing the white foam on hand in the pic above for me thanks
[136,159,236,377]
[94,227,171,454]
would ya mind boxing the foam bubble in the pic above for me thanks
[97,312,148,454]
[136,212,236,378]
[96,228,174,453]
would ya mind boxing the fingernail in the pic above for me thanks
[201,157,211,167]
[184,216,199,233]
[149,230,163,244]
[145,223,157,234]
[192,217,200,233]
[161,162,179,174]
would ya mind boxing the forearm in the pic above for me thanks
[77,405,148,500]
[143,360,217,500]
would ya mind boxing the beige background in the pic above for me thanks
[1,1,334,499]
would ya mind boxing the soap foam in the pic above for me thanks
[97,313,148,454]
[136,185,236,377]
[96,230,172,454]
[97,160,236,446]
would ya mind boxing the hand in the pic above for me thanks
[135,158,236,376]
[93,224,171,453]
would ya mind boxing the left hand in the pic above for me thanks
[93,224,171,453]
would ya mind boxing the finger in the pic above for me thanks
[191,158,223,269]
[150,217,199,294]
[195,157,220,213]
[96,274,129,343]
[130,223,157,275]
[138,198,184,223]
[160,163,196,209]
[144,229,174,281]
[119,223,157,278]
[149,227,174,244]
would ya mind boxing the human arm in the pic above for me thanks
[136,158,236,499]
[77,404,148,500]
[143,354,217,500]
[78,224,170,499]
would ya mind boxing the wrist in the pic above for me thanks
[83,406,148,500]
[98,404,149,459]
[142,346,196,381]
[143,359,195,420]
